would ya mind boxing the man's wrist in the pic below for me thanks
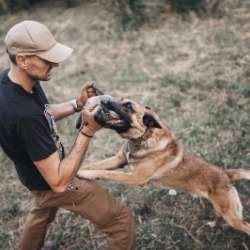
[80,126,96,137]
[71,99,82,112]
[80,130,93,138]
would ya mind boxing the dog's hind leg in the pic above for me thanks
[225,169,250,182]
[210,187,250,236]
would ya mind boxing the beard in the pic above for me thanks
[28,68,52,81]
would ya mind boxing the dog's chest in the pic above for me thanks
[123,142,141,167]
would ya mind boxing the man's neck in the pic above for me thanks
[8,64,35,93]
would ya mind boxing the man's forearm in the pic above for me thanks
[48,101,76,120]
[56,132,91,191]
[35,108,100,192]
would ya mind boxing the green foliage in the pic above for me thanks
[0,0,41,12]
[0,0,223,28]
[0,0,80,13]
[171,0,209,14]
[0,231,10,249]
[112,0,223,30]
[112,0,146,30]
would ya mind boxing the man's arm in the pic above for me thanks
[34,108,101,193]
[47,101,76,121]
[35,131,90,192]
[47,82,97,121]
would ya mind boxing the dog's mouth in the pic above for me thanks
[96,99,131,133]
[76,95,131,133]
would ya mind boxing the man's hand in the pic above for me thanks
[80,106,102,137]
[76,81,98,111]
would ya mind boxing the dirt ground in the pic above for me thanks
[0,1,250,249]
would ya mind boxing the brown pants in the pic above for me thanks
[18,178,135,250]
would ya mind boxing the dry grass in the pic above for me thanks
[0,1,250,249]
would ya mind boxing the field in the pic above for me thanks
[0,1,250,249]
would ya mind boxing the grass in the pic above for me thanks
[0,0,250,249]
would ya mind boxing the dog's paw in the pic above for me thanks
[77,170,99,180]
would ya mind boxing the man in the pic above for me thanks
[0,20,135,250]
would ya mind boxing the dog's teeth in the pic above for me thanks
[108,120,122,125]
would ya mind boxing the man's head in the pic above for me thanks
[5,20,73,81]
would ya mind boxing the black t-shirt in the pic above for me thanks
[0,69,64,191]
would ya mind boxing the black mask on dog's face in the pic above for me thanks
[76,97,162,139]
[101,100,132,133]
[75,95,131,133]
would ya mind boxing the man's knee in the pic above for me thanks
[25,206,57,229]
[101,204,136,250]
[119,204,135,228]
[119,205,136,241]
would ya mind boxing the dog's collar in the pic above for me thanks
[125,128,152,163]
[130,128,152,146]
[141,128,152,141]
[125,128,152,164]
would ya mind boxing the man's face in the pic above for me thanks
[20,55,59,81]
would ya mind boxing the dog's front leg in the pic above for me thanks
[79,150,127,171]
[77,169,146,186]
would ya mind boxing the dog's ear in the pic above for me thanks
[143,113,162,128]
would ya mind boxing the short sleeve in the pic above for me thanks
[17,115,57,161]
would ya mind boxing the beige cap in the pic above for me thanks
[5,20,73,63]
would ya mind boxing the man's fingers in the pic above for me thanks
[83,81,94,89]
[80,83,94,93]
[82,81,103,97]
[83,105,98,117]
[90,105,99,112]
[87,89,97,97]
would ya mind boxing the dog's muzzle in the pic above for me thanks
[75,95,131,133]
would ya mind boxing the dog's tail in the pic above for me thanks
[225,168,250,182]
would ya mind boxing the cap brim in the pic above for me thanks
[37,42,73,63]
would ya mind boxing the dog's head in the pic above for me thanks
[103,98,163,140]
[75,95,122,130]
[76,96,163,140]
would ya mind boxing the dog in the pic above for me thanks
[77,98,250,236]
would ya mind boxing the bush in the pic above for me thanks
[171,0,222,16]
[112,0,223,30]
[112,0,146,30]
[0,0,40,12]
[0,0,80,13]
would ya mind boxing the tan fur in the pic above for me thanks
[78,100,250,236]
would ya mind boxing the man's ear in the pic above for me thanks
[143,113,162,128]
[16,54,28,69]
